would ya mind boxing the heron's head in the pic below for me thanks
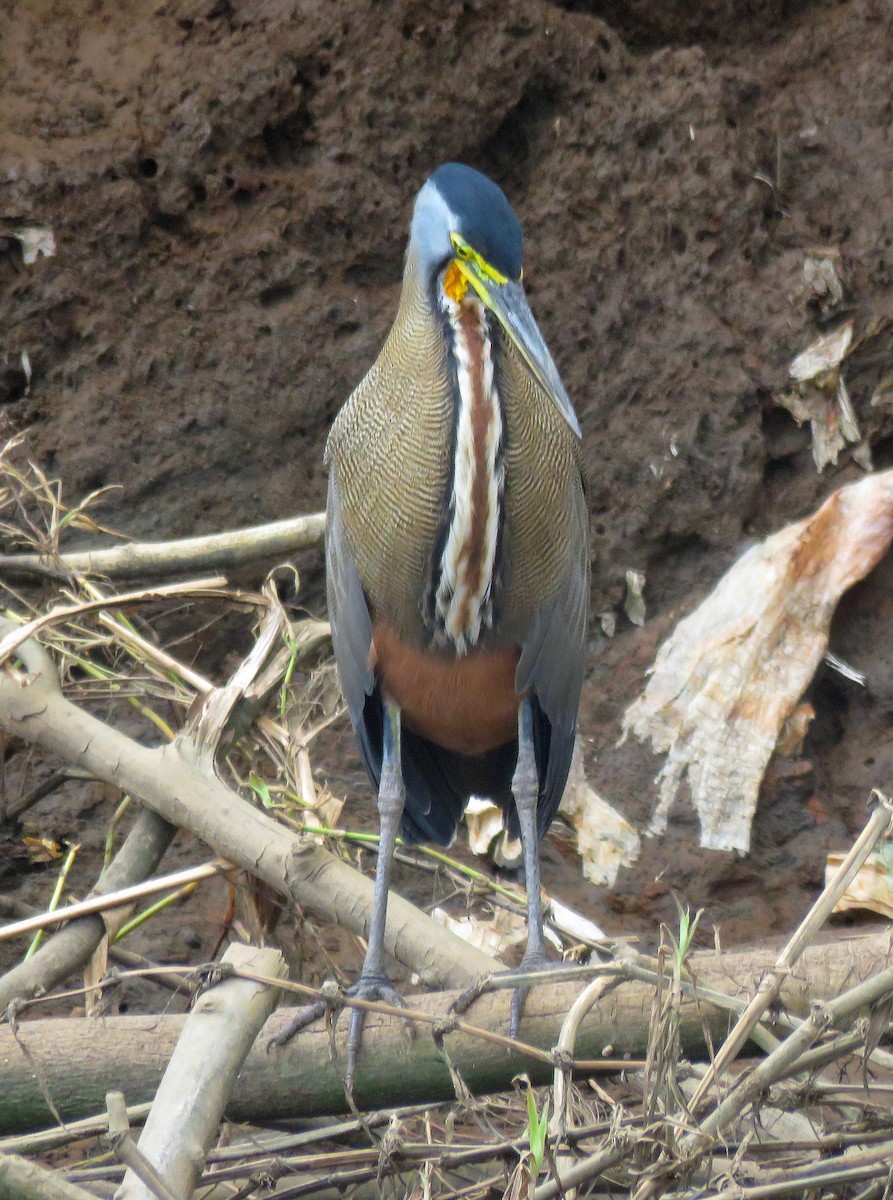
[407,163,580,436]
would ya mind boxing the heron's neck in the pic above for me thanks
[433,292,505,654]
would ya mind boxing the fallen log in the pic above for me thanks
[0,929,887,1134]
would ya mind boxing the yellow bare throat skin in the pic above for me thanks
[443,260,469,303]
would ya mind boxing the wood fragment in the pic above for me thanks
[625,469,893,851]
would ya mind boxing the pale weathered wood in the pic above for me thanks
[117,944,286,1200]
[0,513,326,581]
[0,1152,100,1200]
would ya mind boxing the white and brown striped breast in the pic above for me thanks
[433,293,504,654]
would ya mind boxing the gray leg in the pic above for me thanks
[342,699,410,1088]
[451,697,558,1030]
[360,699,405,979]
[270,700,411,1091]
[510,696,551,1033]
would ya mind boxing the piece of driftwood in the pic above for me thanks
[0,627,497,995]
[117,944,286,1200]
[0,512,326,581]
[0,930,888,1133]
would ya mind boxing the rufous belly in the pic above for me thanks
[371,619,520,756]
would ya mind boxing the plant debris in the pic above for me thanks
[8,225,56,265]
[560,744,640,886]
[828,841,893,919]
[775,320,868,471]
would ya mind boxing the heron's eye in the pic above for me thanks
[450,232,474,261]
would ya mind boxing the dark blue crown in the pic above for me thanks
[429,163,523,280]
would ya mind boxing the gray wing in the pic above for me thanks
[326,470,374,728]
[515,469,589,831]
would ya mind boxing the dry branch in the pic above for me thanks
[0,513,326,581]
[0,626,497,995]
[0,930,888,1132]
[118,944,286,1200]
[686,792,893,1113]
[0,576,228,668]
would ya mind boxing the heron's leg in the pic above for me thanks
[361,699,405,980]
[509,696,553,1033]
[269,700,409,1092]
[452,698,557,1027]
[341,699,411,1087]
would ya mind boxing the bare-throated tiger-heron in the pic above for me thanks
[276,163,589,1086]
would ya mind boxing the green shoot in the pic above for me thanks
[248,772,274,809]
[279,630,300,722]
[115,881,200,942]
[526,1087,550,1177]
[667,894,702,973]
[24,841,80,961]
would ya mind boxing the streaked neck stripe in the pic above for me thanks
[434,294,503,654]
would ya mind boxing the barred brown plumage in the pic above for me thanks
[272,162,590,1090]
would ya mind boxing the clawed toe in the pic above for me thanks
[450,975,491,1017]
[344,973,414,1091]
[452,956,572,1038]
[267,994,333,1051]
[268,973,413,1092]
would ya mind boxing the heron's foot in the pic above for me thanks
[509,952,572,1038]
[342,971,414,1092]
[269,972,414,1093]
[267,979,343,1051]
[452,954,571,1038]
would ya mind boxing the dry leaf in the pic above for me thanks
[776,320,864,471]
[22,835,62,863]
[431,904,532,958]
[560,743,640,886]
[463,796,523,868]
[801,249,844,313]
[624,470,893,852]
[465,796,508,856]
[789,322,853,381]
[548,897,607,945]
[827,847,893,919]
[12,225,56,265]
[83,935,111,1018]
